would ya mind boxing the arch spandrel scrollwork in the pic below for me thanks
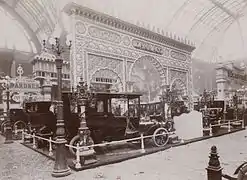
[88,26,122,44]
[170,78,188,97]
[75,21,87,35]
[88,54,124,81]
[169,69,187,86]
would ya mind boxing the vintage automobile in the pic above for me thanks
[139,101,188,118]
[24,101,57,135]
[19,91,170,154]
[0,108,27,134]
[68,91,170,155]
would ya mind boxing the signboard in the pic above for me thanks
[132,39,163,55]
[9,78,40,90]
[227,70,247,81]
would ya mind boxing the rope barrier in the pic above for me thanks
[22,130,55,156]
[20,117,245,169]
[203,119,244,135]
[22,131,57,143]
[65,131,174,150]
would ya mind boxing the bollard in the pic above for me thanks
[228,121,231,132]
[48,137,53,156]
[206,146,222,180]
[140,133,145,153]
[218,120,220,125]
[242,120,245,129]
[75,143,82,169]
[32,134,37,149]
[209,124,212,136]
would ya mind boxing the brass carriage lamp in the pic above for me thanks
[1,75,13,144]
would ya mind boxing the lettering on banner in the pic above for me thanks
[132,39,163,55]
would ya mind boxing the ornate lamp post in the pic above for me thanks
[43,37,72,177]
[70,78,97,165]
[0,75,13,144]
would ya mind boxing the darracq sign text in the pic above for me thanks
[132,39,163,55]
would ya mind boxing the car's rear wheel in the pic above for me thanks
[13,120,26,134]
[152,127,169,147]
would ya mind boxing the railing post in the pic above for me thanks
[228,121,231,132]
[48,137,53,156]
[14,125,18,136]
[22,129,25,143]
[75,143,82,169]
[32,134,37,149]
[206,146,222,180]
[140,133,145,153]
[209,124,212,136]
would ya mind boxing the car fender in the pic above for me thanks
[234,162,247,175]
[145,124,160,135]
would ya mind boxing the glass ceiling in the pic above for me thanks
[0,6,36,53]
[1,0,247,63]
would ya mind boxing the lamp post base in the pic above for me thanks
[52,168,71,178]
[4,127,13,144]
[52,141,71,177]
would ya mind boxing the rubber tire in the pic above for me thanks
[237,164,247,180]
[152,127,169,147]
[1,121,7,134]
[69,135,80,155]
[13,120,26,132]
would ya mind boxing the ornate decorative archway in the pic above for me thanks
[129,55,166,81]
[90,68,123,92]
[170,78,187,97]
[129,55,166,102]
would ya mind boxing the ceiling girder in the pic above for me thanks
[0,0,41,52]
[207,0,239,19]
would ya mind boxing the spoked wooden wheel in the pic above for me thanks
[237,164,247,180]
[152,127,169,147]
[13,121,26,134]
[69,135,94,155]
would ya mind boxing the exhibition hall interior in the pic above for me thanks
[1,0,247,179]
